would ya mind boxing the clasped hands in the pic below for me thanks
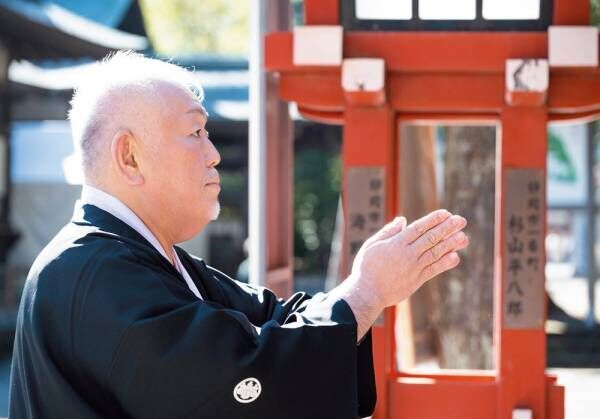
[336,210,469,341]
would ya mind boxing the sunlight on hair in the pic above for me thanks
[68,50,204,183]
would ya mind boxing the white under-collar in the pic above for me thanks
[79,185,203,300]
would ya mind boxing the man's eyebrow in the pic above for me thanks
[186,107,209,117]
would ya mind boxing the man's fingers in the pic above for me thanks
[403,210,452,244]
[411,214,467,255]
[418,231,469,267]
[421,251,461,281]
[363,216,406,248]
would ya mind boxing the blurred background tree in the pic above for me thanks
[139,0,249,55]
[294,150,341,273]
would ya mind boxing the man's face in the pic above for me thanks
[138,82,221,243]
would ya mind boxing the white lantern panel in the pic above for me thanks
[483,0,540,20]
[419,0,476,20]
[355,0,412,20]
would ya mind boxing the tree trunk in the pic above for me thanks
[429,126,496,369]
[397,125,440,368]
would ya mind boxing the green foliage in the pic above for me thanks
[292,0,304,26]
[139,0,249,55]
[592,0,600,26]
[294,149,341,273]
[548,131,577,182]
[218,171,244,219]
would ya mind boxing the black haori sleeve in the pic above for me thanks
[92,252,376,418]
[197,261,377,418]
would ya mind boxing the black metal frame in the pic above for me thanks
[341,0,554,32]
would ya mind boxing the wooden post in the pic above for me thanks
[0,41,9,229]
[0,42,18,263]
[0,41,19,311]
[497,107,549,419]
[264,0,294,297]
[585,122,597,327]
[342,106,395,418]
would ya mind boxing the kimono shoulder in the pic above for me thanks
[9,205,376,419]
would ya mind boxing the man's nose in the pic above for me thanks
[206,138,221,167]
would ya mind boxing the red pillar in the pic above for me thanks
[496,107,549,419]
[342,106,396,419]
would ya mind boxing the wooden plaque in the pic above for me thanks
[503,168,545,329]
[346,167,386,268]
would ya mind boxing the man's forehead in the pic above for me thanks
[186,106,209,118]
[154,82,208,120]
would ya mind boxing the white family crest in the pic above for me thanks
[233,377,262,403]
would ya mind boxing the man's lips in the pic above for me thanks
[205,178,221,189]
[205,171,220,189]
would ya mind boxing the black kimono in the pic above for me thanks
[9,203,376,418]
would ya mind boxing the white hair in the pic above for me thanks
[68,51,204,183]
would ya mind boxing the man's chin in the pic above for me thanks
[177,202,221,243]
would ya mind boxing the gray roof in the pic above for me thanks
[51,0,133,28]
[9,56,252,121]
[0,0,148,59]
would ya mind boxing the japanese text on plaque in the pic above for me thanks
[504,169,544,329]
[346,167,386,267]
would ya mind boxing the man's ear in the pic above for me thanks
[110,129,144,185]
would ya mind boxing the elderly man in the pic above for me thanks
[9,52,468,419]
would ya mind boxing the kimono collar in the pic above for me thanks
[75,185,203,300]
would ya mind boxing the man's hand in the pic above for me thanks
[333,210,469,341]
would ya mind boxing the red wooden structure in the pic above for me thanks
[265,0,600,417]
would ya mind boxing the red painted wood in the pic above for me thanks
[553,0,590,25]
[343,107,396,418]
[303,0,339,25]
[264,14,584,417]
[496,108,548,419]
[266,32,549,72]
[277,71,600,117]
[279,72,344,110]
[389,379,497,419]
[297,106,343,125]
[506,91,547,107]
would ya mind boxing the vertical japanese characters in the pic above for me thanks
[347,167,386,265]
[504,169,545,329]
